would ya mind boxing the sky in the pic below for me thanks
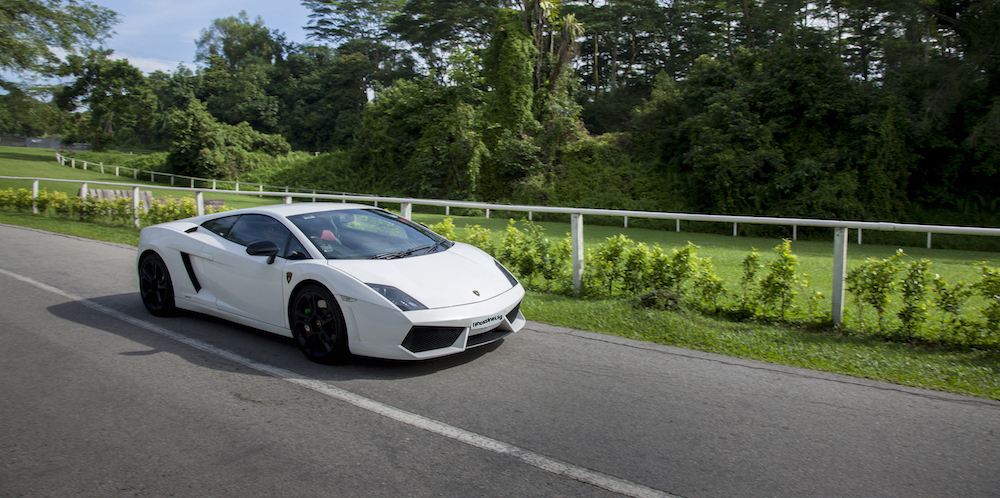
[91,0,316,74]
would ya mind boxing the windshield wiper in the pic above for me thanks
[428,239,450,253]
[370,244,432,260]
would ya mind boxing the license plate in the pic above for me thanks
[471,312,504,331]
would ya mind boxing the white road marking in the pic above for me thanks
[0,267,681,498]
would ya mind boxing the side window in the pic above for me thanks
[284,234,310,260]
[201,215,240,237]
[226,214,293,256]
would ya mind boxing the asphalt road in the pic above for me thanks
[2,223,999,498]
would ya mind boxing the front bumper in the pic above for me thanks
[339,285,526,360]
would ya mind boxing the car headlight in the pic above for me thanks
[367,284,428,311]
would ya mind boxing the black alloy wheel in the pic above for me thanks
[290,284,350,364]
[139,253,176,317]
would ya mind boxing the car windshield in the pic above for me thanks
[288,208,452,260]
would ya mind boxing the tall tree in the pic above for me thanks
[195,11,286,69]
[0,0,117,88]
[303,0,405,68]
[56,49,154,150]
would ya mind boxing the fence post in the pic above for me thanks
[733,222,738,236]
[312,190,317,202]
[79,182,87,198]
[927,232,932,249]
[676,219,680,232]
[486,208,490,219]
[71,158,76,168]
[401,202,412,219]
[190,178,194,188]
[115,166,119,176]
[832,227,848,327]
[793,225,798,241]
[31,180,39,214]
[235,182,240,192]
[446,206,450,216]
[133,187,141,227]
[283,196,292,204]
[196,191,204,217]
[624,215,628,228]
[133,169,137,180]
[571,213,584,297]
[858,228,862,245]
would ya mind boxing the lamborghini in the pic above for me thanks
[137,203,525,363]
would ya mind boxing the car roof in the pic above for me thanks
[213,202,377,219]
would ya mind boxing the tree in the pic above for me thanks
[166,100,290,179]
[303,0,411,85]
[56,49,155,150]
[0,0,117,88]
[271,46,373,151]
[0,85,68,137]
[195,11,286,69]
[199,54,280,132]
[354,77,484,199]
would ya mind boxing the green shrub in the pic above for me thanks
[140,198,199,226]
[897,259,932,338]
[457,224,496,256]
[933,275,976,344]
[13,188,33,211]
[428,218,457,240]
[977,264,1000,339]
[0,188,12,208]
[758,240,799,321]
[692,257,726,314]
[593,234,633,295]
[846,249,904,334]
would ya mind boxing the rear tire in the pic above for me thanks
[290,284,350,364]
[139,252,176,317]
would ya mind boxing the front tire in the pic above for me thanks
[290,284,350,364]
[139,252,176,317]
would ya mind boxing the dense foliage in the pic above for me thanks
[4,0,1000,229]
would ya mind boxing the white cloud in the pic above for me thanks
[113,55,186,74]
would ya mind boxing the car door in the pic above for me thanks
[196,214,297,329]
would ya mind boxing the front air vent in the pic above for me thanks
[467,327,511,348]
[401,326,464,353]
[506,301,521,323]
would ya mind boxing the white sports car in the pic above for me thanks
[137,203,525,363]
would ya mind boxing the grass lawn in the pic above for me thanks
[3,145,1000,399]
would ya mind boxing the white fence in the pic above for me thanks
[55,153,350,198]
[5,173,1000,327]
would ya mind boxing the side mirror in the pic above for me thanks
[246,240,280,264]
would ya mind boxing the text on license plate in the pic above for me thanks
[471,313,504,331]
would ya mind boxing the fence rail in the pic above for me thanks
[55,152,353,198]
[5,171,1000,327]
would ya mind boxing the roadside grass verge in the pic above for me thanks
[3,146,1000,399]
[523,293,1000,399]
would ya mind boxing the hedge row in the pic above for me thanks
[0,187,228,226]
[431,218,1000,349]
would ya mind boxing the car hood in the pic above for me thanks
[327,243,518,309]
